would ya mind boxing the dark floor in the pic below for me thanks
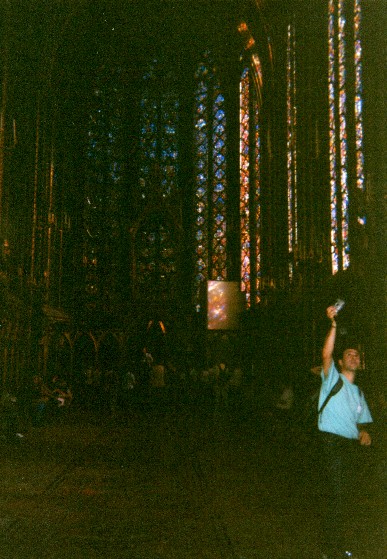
[0,399,385,559]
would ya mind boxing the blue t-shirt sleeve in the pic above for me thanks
[357,391,373,424]
[319,361,340,407]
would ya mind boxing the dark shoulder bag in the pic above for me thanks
[318,375,343,415]
[300,375,343,436]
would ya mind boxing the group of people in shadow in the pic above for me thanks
[0,345,384,455]
[0,373,73,442]
[0,347,286,442]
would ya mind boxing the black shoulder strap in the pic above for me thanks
[318,375,343,415]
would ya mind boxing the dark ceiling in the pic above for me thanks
[3,1,260,101]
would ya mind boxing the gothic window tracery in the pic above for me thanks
[328,0,365,273]
[136,59,179,303]
[193,53,227,311]
[134,213,178,302]
[286,23,298,281]
[84,65,125,311]
[239,54,262,306]
[139,60,179,201]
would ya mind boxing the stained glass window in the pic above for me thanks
[239,55,262,306]
[193,53,227,310]
[328,0,365,273]
[354,0,365,195]
[137,59,179,300]
[135,216,178,298]
[139,60,179,199]
[286,23,297,280]
[85,66,125,308]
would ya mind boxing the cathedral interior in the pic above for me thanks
[0,1,385,557]
[0,0,385,389]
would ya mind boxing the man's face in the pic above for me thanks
[339,349,361,373]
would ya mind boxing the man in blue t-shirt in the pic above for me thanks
[318,305,373,559]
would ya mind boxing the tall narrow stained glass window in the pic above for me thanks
[328,0,365,274]
[286,23,298,280]
[354,2,365,201]
[239,54,262,306]
[139,60,179,199]
[85,66,125,309]
[193,54,227,310]
[137,60,180,298]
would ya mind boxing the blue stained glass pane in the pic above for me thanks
[194,57,227,293]
[215,109,225,121]
[165,125,175,134]
[214,169,225,179]
[214,94,225,104]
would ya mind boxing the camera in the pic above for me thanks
[333,299,345,313]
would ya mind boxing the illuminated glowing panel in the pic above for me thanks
[207,281,245,330]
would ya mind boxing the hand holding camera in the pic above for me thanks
[333,299,345,313]
[326,299,345,323]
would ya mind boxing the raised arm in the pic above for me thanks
[322,306,338,376]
